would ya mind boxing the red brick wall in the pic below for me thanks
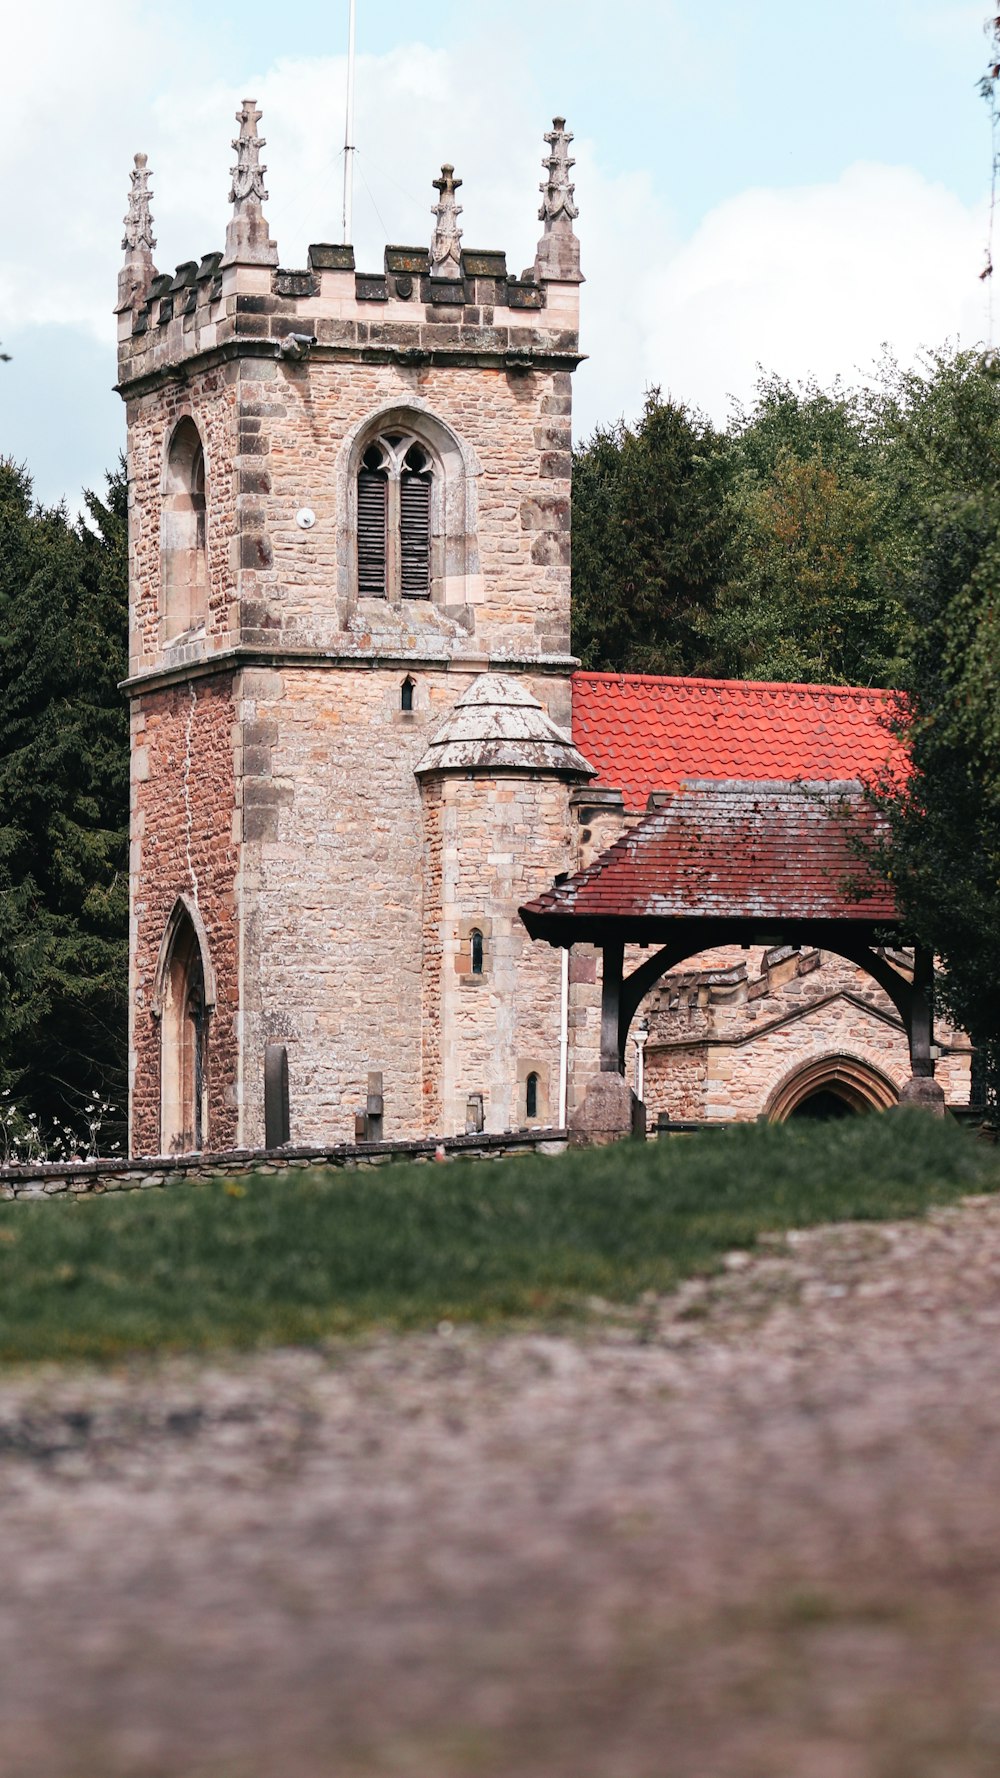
[130,676,239,1154]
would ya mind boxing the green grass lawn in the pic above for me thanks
[0,1112,996,1363]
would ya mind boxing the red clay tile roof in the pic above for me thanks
[521,779,896,933]
[572,672,901,813]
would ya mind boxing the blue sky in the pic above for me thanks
[0,0,993,507]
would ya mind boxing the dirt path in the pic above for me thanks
[4,1197,1000,1777]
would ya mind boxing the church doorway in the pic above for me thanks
[789,1087,859,1121]
[766,1055,898,1123]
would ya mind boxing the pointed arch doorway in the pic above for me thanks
[766,1055,899,1122]
[154,900,216,1154]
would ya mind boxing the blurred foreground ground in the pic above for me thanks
[4,1197,1000,1777]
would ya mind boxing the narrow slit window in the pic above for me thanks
[526,1072,540,1119]
[471,929,484,976]
[401,676,415,712]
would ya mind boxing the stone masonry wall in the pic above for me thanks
[240,357,573,661]
[0,1130,568,1202]
[236,667,575,1147]
[435,774,575,1135]
[126,368,239,676]
[120,260,579,682]
[641,949,973,1122]
[120,222,582,1156]
[130,677,240,1155]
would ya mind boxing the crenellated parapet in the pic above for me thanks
[116,109,583,393]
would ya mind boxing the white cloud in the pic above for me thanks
[0,21,991,492]
[634,163,990,429]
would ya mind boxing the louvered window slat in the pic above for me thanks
[357,469,388,597]
[400,472,431,599]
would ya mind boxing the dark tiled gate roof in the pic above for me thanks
[521,779,896,930]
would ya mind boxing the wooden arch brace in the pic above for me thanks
[598,925,935,1079]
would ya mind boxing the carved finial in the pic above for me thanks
[222,98,279,268]
[430,164,464,279]
[535,117,582,283]
[539,118,579,227]
[117,153,156,311]
[123,153,156,255]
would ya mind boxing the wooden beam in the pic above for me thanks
[600,942,625,1074]
[909,944,935,1077]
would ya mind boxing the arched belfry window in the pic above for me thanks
[357,433,432,601]
[155,901,214,1155]
[162,418,208,640]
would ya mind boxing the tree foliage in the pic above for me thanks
[0,459,128,1142]
[572,356,1000,688]
[711,374,907,685]
[869,354,1000,1104]
[571,391,730,676]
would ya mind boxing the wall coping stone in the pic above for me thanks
[0,1130,569,1201]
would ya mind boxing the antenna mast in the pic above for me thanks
[342,0,357,245]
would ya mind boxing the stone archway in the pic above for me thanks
[153,899,215,1155]
[766,1054,899,1123]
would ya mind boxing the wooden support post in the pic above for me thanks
[600,941,625,1074]
[909,944,935,1078]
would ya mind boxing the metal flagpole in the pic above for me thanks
[342,0,358,246]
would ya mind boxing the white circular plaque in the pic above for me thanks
[296,508,316,530]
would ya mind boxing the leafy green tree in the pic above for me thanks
[0,459,128,1143]
[710,375,906,685]
[572,391,731,676]
[874,500,1000,1106]
[871,354,1000,1107]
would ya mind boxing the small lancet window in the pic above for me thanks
[526,1072,540,1120]
[357,432,433,601]
[470,929,484,976]
[400,676,415,712]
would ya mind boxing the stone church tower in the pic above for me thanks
[117,105,592,1154]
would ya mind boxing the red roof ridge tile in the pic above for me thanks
[572,669,893,702]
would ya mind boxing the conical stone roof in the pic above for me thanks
[414,673,595,779]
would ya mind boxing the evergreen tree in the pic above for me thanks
[571,391,730,676]
[0,459,128,1144]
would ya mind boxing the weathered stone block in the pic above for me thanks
[570,1072,646,1146]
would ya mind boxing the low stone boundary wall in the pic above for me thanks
[0,1130,569,1202]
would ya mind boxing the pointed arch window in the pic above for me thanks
[156,902,213,1154]
[357,434,432,600]
[162,417,208,640]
